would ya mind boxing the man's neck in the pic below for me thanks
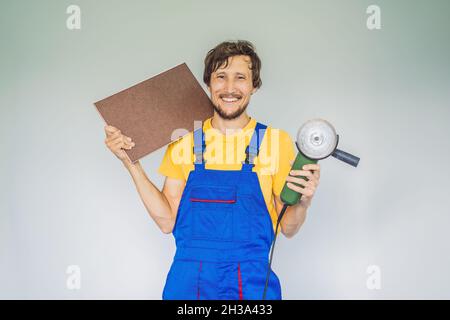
[211,113,251,135]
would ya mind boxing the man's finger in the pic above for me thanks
[290,169,313,178]
[116,139,135,149]
[286,182,310,195]
[314,170,320,179]
[105,125,120,136]
[123,136,133,143]
[285,175,308,186]
[302,164,320,172]
[303,164,320,179]
[114,138,134,147]
[107,135,123,145]
[108,131,122,140]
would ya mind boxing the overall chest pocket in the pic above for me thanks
[189,186,236,241]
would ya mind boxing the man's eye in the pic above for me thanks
[238,76,245,79]
[217,75,224,78]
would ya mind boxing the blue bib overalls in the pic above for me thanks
[162,122,282,300]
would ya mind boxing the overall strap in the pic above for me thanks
[243,122,267,168]
[193,124,206,169]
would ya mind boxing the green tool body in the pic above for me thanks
[280,152,317,206]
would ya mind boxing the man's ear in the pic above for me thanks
[251,87,258,95]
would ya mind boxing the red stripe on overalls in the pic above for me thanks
[190,198,236,203]
[197,261,202,299]
[238,262,243,300]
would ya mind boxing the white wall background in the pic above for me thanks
[1,0,449,299]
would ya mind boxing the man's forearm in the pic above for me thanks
[280,202,309,238]
[123,161,174,233]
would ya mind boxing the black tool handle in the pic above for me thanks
[331,149,360,167]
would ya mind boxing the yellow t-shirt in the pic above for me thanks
[158,117,296,232]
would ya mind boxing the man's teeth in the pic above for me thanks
[222,97,239,102]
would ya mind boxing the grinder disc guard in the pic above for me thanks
[296,119,338,160]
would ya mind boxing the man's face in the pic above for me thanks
[208,55,257,120]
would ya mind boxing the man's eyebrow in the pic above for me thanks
[215,71,247,76]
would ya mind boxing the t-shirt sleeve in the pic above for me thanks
[272,129,296,197]
[158,142,185,180]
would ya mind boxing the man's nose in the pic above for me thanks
[225,78,236,93]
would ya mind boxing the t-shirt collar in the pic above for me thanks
[203,116,256,137]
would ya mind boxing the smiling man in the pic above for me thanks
[104,40,320,300]
[205,49,257,121]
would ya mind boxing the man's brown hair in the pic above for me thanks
[203,40,262,89]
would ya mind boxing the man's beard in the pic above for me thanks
[212,99,249,120]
